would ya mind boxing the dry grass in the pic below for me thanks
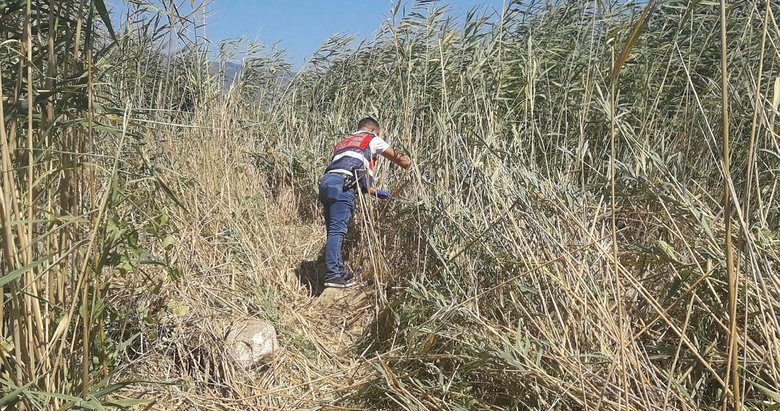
[2,0,780,410]
[104,101,387,410]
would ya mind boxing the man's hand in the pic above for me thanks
[368,187,391,199]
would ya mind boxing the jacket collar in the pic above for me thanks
[352,130,377,138]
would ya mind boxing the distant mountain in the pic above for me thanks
[208,61,243,88]
[207,60,298,90]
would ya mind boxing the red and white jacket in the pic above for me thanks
[325,131,382,191]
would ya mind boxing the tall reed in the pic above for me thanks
[1,0,202,408]
[249,1,780,408]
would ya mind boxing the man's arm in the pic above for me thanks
[381,147,411,169]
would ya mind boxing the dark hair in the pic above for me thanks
[357,117,380,130]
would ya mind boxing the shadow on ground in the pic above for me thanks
[296,254,326,297]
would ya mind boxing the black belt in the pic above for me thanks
[325,171,357,192]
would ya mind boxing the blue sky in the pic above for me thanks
[206,1,506,68]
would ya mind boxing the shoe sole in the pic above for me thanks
[324,281,356,288]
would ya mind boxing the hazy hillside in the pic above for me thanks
[209,61,242,87]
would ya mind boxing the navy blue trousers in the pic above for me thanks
[318,173,355,280]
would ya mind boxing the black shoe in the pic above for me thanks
[324,274,356,288]
[342,270,354,282]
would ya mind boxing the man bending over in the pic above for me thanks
[318,117,412,288]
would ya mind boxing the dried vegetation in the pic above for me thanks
[1,0,779,410]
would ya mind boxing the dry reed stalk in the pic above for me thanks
[719,0,741,409]
[609,45,630,410]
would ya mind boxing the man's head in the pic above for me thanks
[357,117,380,134]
